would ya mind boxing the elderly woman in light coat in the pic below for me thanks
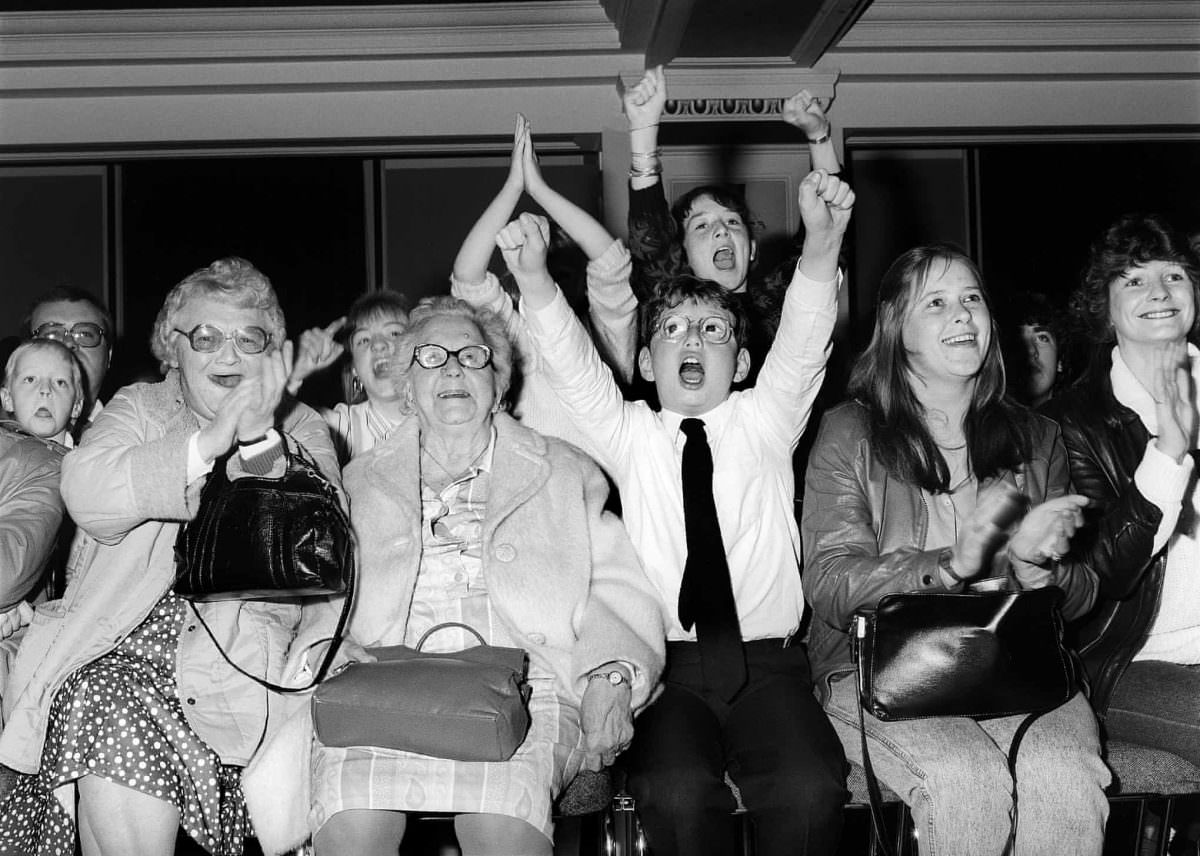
[298,295,664,856]
[0,257,341,856]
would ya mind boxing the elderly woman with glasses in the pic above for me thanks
[0,257,341,856]
[280,295,663,856]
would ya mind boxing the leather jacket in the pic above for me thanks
[802,400,1098,695]
[1041,353,1166,717]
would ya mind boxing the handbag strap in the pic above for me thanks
[853,661,1046,856]
[415,621,487,651]
[186,550,355,695]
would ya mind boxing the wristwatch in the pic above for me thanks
[588,669,629,687]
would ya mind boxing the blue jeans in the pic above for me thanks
[824,673,1109,856]
[1107,660,1200,766]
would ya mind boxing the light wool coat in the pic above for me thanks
[0,373,342,805]
[244,412,665,854]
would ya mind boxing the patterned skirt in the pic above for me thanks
[0,594,249,856]
[310,595,585,843]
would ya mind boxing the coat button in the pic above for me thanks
[495,544,516,562]
[921,575,934,586]
[527,632,546,645]
[186,625,196,633]
[186,697,196,705]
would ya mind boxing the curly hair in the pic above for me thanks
[1071,213,1200,346]
[392,296,514,415]
[639,274,751,350]
[151,257,286,373]
[848,243,1032,493]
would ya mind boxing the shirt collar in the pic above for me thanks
[1111,343,1200,436]
[660,397,734,443]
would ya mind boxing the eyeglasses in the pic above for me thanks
[655,314,734,345]
[32,322,106,349]
[173,324,272,355]
[411,343,493,370]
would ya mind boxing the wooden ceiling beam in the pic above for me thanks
[790,0,875,65]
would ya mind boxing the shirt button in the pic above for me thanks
[921,575,934,586]
[186,697,196,705]
[495,544,516,562]
[527,632,546,645]
[186,625,196,633]
[453,572,465,582]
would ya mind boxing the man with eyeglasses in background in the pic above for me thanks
[25,287,114,428]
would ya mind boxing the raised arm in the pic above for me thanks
[521,122,638,385]
[499,214,632,469]
[781,89,842,175]
[624,65,667,194]
[453,114,528,289]
[749,170,852,447]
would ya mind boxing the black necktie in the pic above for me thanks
[677,418,747,700]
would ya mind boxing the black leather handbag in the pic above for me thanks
[850,586,1077,856]
[173,441,355,695]
[174,442,352,601]
[312,622,532,762]
[851,587,1075,722]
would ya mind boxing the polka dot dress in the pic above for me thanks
[0,594,248,855]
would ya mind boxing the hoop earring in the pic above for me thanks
[351,375,364,400]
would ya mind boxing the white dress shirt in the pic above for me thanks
[523,262,839,642]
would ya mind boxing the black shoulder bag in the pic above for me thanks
[849,586,1077,856]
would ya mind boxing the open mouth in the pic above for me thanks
[942,333,976,346]
[209,374,242,388]
[712,247,736,272]
[1140,309,1178,320]
[679,356,706,387]
[437,389,470,399]
[372,358,392,378]
[34,407,53,418]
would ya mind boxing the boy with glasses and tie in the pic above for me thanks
[499,168,854,856]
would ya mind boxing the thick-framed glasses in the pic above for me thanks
[411,343,493,370]
[173,324,271,355]
[655,314,734,345]
[32,322,106,349]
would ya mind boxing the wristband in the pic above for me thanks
[237,433,270,447]
[629,123,659,132]
[938,548,968,585]
[807,126,832,145]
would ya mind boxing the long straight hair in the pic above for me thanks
[848,244,1033,493]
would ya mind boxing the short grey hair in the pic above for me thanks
[151,257,286,373]
[393,295,513,415]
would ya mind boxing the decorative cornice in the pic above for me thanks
[618,62,840,121]
[664,97,793,120]
[836,0,1199,50]
[0,2,621,63]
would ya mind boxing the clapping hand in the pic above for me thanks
[1151,341,1197,463]
[0,602,33,640]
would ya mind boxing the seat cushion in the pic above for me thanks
[555,768,613,816]
[1105,740,1200,795]
[847,762,903,804]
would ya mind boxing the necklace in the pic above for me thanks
[421,442,488,484]
[935,441,968,452]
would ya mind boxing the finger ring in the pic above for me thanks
[1048,551,1062,562]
